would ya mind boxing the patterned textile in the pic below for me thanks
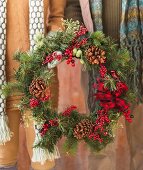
[0,0,12,145]
[88,0,143,112]
[29,0,44,50]
[0,0,7,120]
[89,0,103,31]
[120,0,143,98]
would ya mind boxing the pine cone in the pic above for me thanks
[73,119,93,140]
[29,78,46,98]
[85,46,106,64]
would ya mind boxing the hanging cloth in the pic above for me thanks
[120,0,143,100]
[0,0,60,164]
[88,0,143,113]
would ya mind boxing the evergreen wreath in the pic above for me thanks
[2,20,136,155]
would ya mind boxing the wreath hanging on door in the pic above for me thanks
[2,20,136,155]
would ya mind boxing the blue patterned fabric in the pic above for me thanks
[120,0,143,41]
[90,0,143,39]
[89,0,103,31]
[120,0,143,98]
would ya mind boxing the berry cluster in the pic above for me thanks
[88,109,110,143]
[62,105,77,116]
[99,65,107,78]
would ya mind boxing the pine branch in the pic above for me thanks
[63,137,78,155]
[2,82,23,97]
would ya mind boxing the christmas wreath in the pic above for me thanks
[2,20,136,163]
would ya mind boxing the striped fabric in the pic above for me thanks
[102,0,121,41]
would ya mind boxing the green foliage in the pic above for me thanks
[2,82,23,97]
[59,111,82,136]
[104,75,117,91]
[35,127,62,153]
[108,110,121,121]
[2,19,138,156]
[39,69,55,85]
[17,97,30,112]
[63,19,80,42]
[91,31,106,45]
[63,138,78,155]
[85,136,113,153]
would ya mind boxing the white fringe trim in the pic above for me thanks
[0,114,12,145]
[32,145,60,165]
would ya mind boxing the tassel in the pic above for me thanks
[0,113,12,145]
[32,124,60,164]
[32,145,60,165]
